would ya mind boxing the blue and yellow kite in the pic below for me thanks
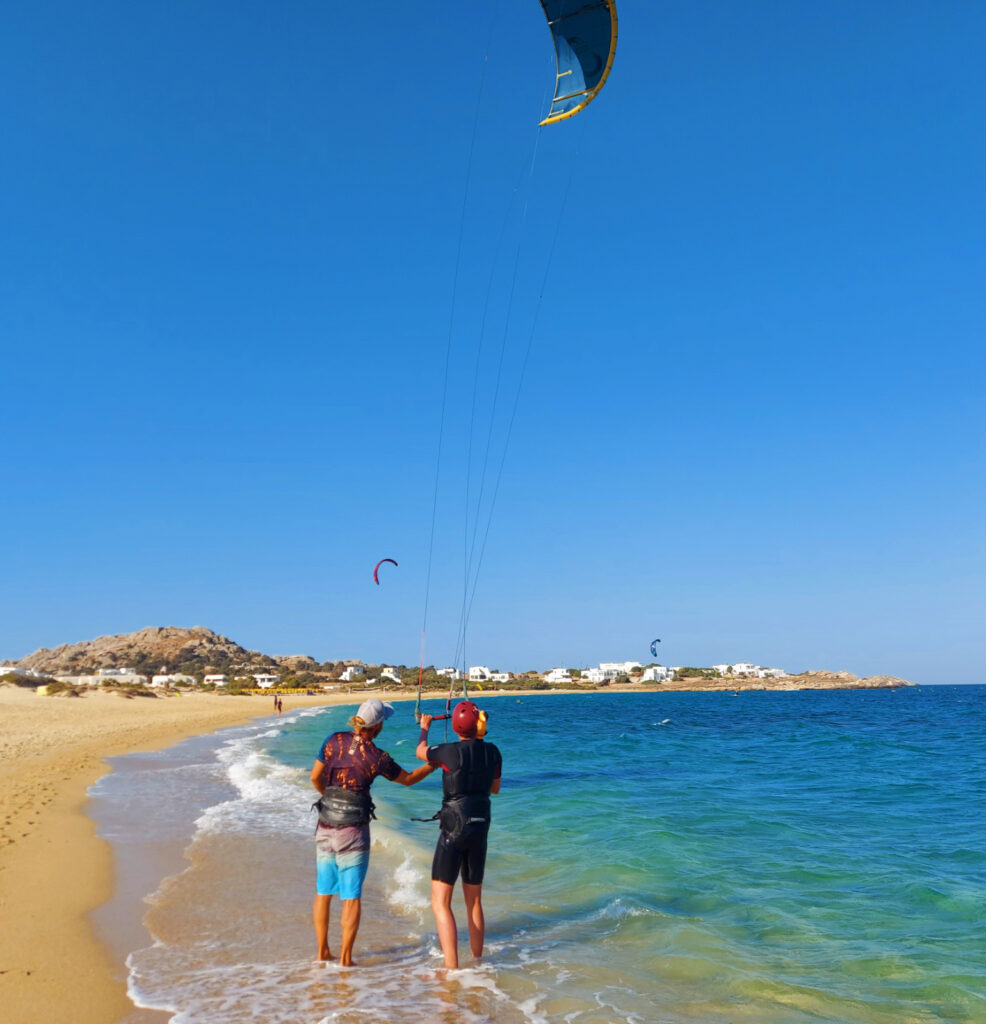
[538,1,618,125]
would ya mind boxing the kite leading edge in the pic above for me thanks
[373,558,398,585]
[538,0,618,126]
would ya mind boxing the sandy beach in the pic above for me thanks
[0,686,377,1024]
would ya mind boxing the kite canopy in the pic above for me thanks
[539,0,618,126]
[373,558,398,585]
[650,639,661,658]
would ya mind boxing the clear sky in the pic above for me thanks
[3,2,984,682]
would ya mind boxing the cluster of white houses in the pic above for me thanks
[464,662,787,684]
[710,663,787,679]
[3,659,787,688]
[0,665,286,689]
[444,661,674,685]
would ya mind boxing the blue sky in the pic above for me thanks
[2,2,984,682]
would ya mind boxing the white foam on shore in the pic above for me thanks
[388,853,430,917]
[194,730,312,836]
[128,946,547,1024]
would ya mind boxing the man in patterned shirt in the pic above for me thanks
[309,698,435,965]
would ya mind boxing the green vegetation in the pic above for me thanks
[225,679,256,695]
[673,667,719,681]
[1,671,57,689]
[100,681,158,698]
[43,679,85,697]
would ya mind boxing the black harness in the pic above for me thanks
[414,740,498,842]
[312,787,375,829]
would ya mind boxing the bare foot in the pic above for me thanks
[316,951,335,962]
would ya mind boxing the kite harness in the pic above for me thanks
[413,739,498,840]
[311,788,375,829]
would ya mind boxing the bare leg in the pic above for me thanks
[431,879,459,968]
[313,894,333,961]
[340,898,361,966]
[462,883,485,959]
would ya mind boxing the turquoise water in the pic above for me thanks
[95,686,986,1023]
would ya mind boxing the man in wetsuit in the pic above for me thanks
[416,700,502,969]
[310,698,435,965]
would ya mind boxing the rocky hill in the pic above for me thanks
[13,626,290,677]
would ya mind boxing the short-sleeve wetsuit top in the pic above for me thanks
[316,731,402,794]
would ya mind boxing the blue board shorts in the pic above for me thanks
[315,823,370,900]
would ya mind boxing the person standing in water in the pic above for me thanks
[310,699,435,965]
[416,701,502,968]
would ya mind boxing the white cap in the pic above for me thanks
[356,698,395,727]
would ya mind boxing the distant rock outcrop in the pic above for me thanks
[276,655,320,672]
[856,675,912,688]
[799,670,859,682]
[15,626,279,677]
[743,671,913,691]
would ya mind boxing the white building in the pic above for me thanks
[641,666,673,683]
[0,664,45,678]
[468,666,491,682]
[97,668,147,685]
[204,674,228,687]
[582,667,606,683]
[599,661,642,678]
[380,667,402,684]
[150,673,195,687]
[489,672,510,684]
[436,667,460,680]
[340,666,365,683]
[253,674,281,689]
[713,663,787,679]
[544,668,572,684]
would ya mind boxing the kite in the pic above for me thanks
[538,1,619,126]
[373,558,398,585]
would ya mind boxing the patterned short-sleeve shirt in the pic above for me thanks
[315,731,402,795]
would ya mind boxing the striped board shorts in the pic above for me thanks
[315,823,371,900]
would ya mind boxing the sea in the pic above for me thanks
[89,686,986,1024]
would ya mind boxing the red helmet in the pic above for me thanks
[452,700,481,737]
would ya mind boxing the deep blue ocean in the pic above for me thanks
[93,686,986,1024]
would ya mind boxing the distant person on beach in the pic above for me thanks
[416,701,502,969]
[310,698,436,965]
[277,697,283,716]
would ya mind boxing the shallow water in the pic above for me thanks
[91,686,986,1023]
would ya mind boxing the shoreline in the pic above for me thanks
[0,680,910,1024]
[0,688,349,1024]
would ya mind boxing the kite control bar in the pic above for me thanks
[414,710,451,724]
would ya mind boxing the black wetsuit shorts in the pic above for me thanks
[431,823,489,885]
